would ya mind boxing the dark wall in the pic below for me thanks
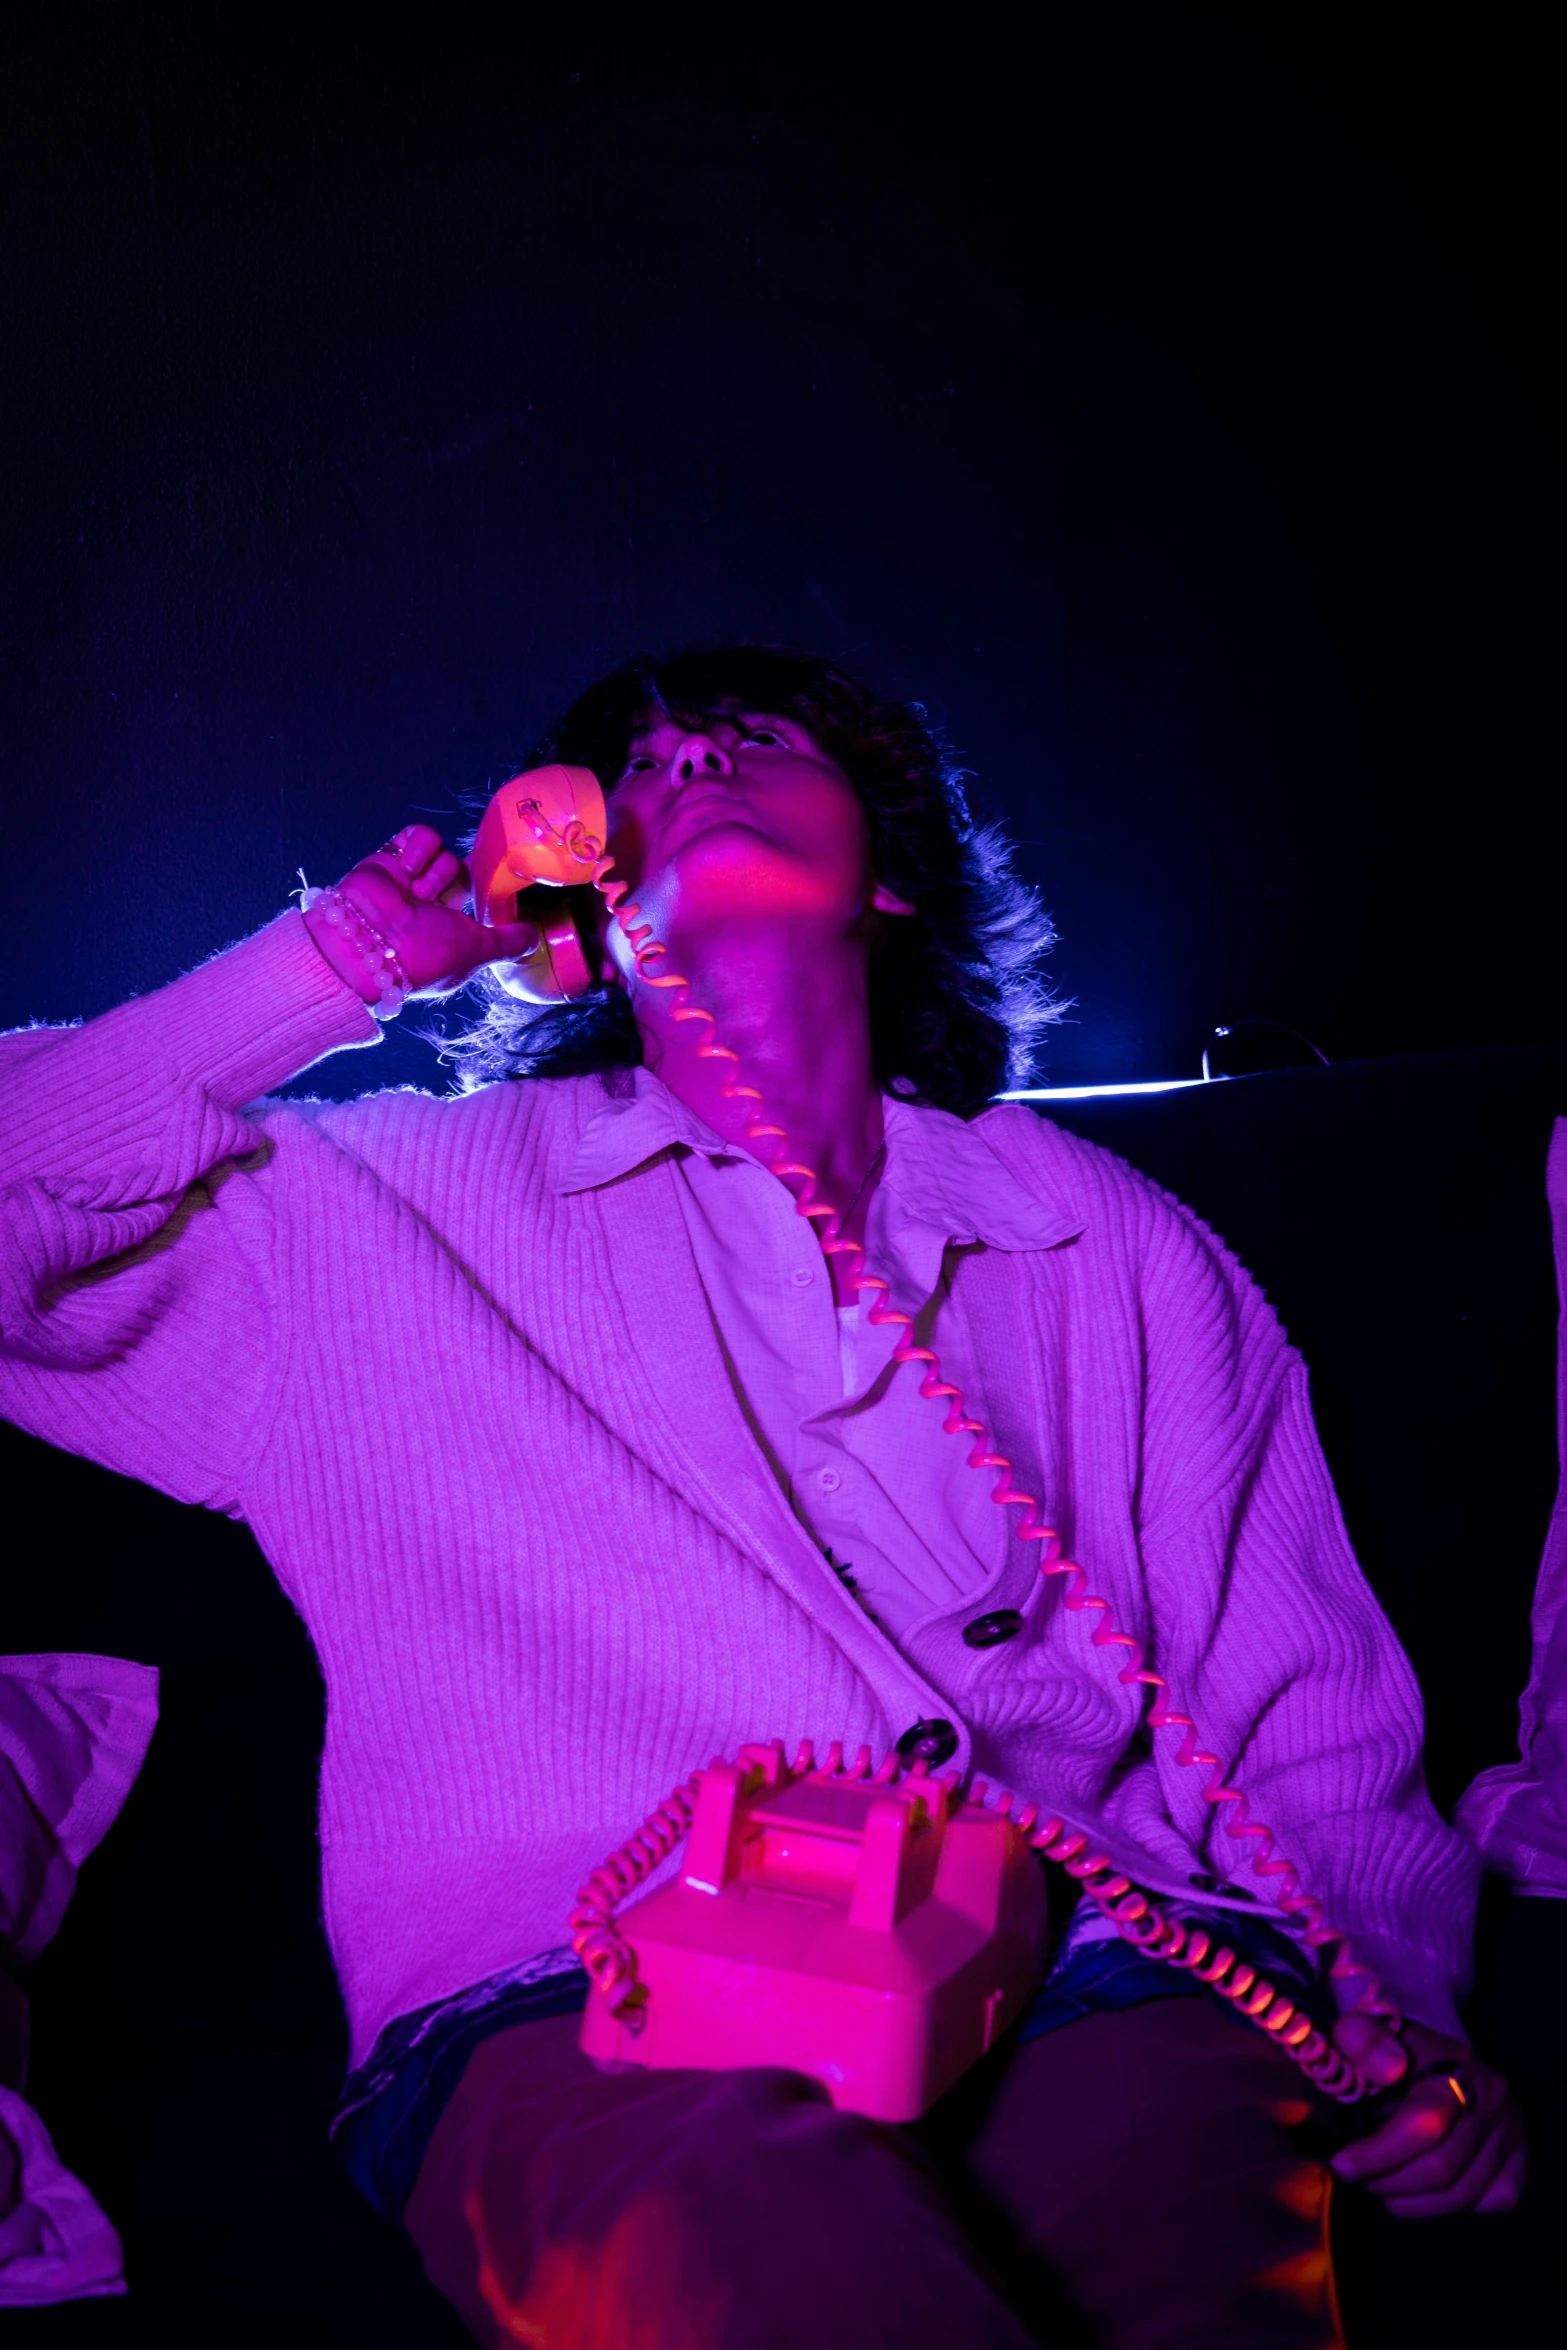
[2,7,1560,1089]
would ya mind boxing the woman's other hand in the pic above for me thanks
[1329,2012,1527,2215]
[303,825,540,1005]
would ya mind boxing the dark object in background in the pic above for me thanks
[1202,1020,1330,1079]
[1,1040,1560,2344]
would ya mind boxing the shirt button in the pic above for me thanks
[790,1266,815,1287]
[817,1467,843,1492]
[962,1608,1023,1650]
[895,1718,960,1768]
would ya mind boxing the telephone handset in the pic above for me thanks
[471,763,608,1003]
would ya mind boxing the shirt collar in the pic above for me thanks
[559,1067,739,1195]
[561,1069,1079,1252]
[878,1095,1079,1252]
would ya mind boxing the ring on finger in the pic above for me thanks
[1414,2063,1477,2111]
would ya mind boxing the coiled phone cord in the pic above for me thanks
[552,811,1392,2101]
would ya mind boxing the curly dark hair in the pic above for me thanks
[446,646,1061,1117]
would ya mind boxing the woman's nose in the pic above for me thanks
[670,733,735,787]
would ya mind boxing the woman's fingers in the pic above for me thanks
[410,846,464,902]
[1377,2104,1491,2205]
[1474,2145,1528,2214]
[1333,2071,1471,2188]
[358,829,464,907]
[1331,2037,1527,2217]
[353,823,446,893]
[346,831,463,918]
[1378,2109,1522,2217]
[383,822,446,875]
[1329,2011,1410,2089]
[483,918,545,965]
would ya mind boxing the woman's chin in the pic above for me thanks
[643,828,838,926]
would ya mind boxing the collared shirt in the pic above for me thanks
[561,1068,1068,1643]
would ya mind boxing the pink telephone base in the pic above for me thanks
[579,1742,1047,2122]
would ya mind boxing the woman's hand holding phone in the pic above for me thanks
[303,823,540,1005]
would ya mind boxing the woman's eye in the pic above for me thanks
[620,754,659,777]
[746,728,785,747]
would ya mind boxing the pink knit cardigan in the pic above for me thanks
[0,916,1476,2057]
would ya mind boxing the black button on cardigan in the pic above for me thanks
[962,1609,1023,1649]
[895,1717,960,1767]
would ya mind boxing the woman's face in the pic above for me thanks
[599,709,907,976]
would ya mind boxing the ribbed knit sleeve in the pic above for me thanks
[0,914,378,1510]
[976,1109,1477,2036]
[1135,1163,1477,2032]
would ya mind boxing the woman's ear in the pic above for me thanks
[871,882,917,917]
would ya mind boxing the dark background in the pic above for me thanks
[3,9,1565,2345]
[2,3,1561,1089]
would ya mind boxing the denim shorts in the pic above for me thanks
[332,1898,1332,2225]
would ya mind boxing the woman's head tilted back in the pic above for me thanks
[449,646,1061,1118]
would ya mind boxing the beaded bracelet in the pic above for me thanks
[299,883,411,1019]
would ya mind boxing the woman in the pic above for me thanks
[0,646,1522,2346]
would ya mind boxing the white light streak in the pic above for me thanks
[997,1079,1211,1102]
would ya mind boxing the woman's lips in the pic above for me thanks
[659,786,754,837]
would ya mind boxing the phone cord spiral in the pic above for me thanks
[556,815,1392,2099]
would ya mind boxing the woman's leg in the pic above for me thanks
[403,2011,1041,2350]
[946,1998,1344,2350]
[403,2000,1342,2349]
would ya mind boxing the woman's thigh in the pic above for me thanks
[946,1998,1343,2350]
[402,2011,1037,2350]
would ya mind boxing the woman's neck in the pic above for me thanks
[632,917,887,1243]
